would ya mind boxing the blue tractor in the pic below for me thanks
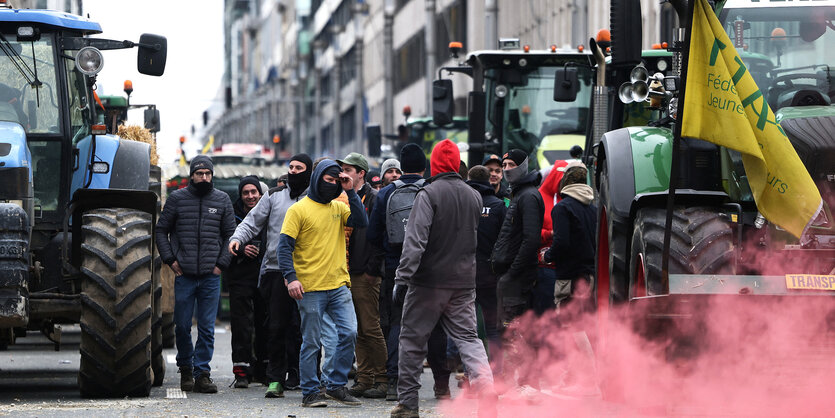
[0,8,167,397]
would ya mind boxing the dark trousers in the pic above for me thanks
[475,286,500,360]
[351,273,387,385]
[259,270,302,386]
[229,283,268,368]
[533,267,558,315]
[385,268,450,388]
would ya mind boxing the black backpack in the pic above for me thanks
[385,179,425,245]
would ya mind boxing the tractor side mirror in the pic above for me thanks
[554,67,579,102]
[144,108,160,132]
[432,79,454,126]
[366,124,382,158]
[137,34,167,76]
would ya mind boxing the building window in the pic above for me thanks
[436,1,467,64]
[396,0,410,13]
[394,29,425,94]
[341,47,357,85]
[341,107,355,146]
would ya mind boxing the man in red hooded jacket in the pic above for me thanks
[391,139,496,418]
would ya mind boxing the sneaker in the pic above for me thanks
[362,381,388,399]
[193,373,218,394]
[386,377,398,401]
[390,403,420,418]
[302,392,328,407]
[326,386,362,406]
[500,384,540,404]
[179,366,194,392]
[265,381,284,398]
[348,381,371,397]
[232,365,249,389]
[433,385,451,400]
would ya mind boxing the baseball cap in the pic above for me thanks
[482,154,502,166]
[336,152,370,173]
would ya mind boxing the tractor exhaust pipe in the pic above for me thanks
[591,38,608,148]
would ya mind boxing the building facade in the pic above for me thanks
[206,0,677,160]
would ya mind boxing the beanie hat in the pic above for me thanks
[430,139,460,176]
[381,158,402,174]
[468,165,490,183]
[502,149,527,167]
[290,153,313,172]
[400,143,426,173]
[238,175,262,197]
[190,155,214,176]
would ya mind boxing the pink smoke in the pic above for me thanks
[442,279,835,416]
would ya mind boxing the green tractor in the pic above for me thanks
[0,8,168,397]
[431,40,594,170]
[591,0,835,353]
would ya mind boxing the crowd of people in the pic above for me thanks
[154,140,597,417]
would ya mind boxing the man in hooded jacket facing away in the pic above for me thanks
[391,139,496,418]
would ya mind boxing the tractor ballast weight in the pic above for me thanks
[0,8,167,397]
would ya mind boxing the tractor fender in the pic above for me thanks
[629,190,730,220]
[71,135,150,197]
[597,128,636,220]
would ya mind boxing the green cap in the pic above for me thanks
[336,152,369,173]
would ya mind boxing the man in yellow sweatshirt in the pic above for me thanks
[277,159,368,408]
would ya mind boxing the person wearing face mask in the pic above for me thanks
[489,149,544,395]
[226,176,268,388]
[156,154,237,394]
[277,159,368,408]
[228,153,313,398]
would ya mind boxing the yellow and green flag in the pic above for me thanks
[681,0,822,238]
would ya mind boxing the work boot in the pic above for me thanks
[433,385,451,400]
[179,366,194,392]
[363,381,388,399]
[326,386,362,406]
[265,381,284,398]
[390,403,420,418]
[193,372,218,394]
[348,381,371,397]
[386,377,398,401]
[232,365,249,389]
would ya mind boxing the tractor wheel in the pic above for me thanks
[78,208,153,398]
[149,166,165,386]
[629,206,735,357]
[595,163,634,402]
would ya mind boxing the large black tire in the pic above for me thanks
[149,167,165,387]
[629,206,735,360]
[78,208,153,398]
[629,206,735,298]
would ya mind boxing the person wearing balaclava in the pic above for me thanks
[277,159,368,408]
[228,153,313,397]
[489,148,544,396]
[392,139,497,417]
[155,154,236,394]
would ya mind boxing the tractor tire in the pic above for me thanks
[149,166,165,386]
[78,208,153,398]
[629,206,735,357]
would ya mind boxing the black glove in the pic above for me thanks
[393,284,408,306]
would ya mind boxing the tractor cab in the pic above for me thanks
[433,41,593,169]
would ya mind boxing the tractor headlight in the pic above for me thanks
[75,47,104,76]
[92,161,110,174]
[494,85,508,98]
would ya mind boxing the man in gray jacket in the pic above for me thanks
[228,153,313,398]
[391,140,496,418]
[156,155,236,394]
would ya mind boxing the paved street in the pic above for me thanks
[0,323,450,417]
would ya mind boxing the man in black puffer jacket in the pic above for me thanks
[156,155,236,394]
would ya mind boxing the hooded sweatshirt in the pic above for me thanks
[491,163,544,281]
[544,182,596,280]
[539,160,569,246]
[277,160,368,291]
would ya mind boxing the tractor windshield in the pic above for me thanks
[721,5,835,110]
[485,63,592,169]
[407,118,468,155]
[0,33,61,133]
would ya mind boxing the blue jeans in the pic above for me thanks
[320,312,338,385]
[296,285,357,395]
[174,274,220,377]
